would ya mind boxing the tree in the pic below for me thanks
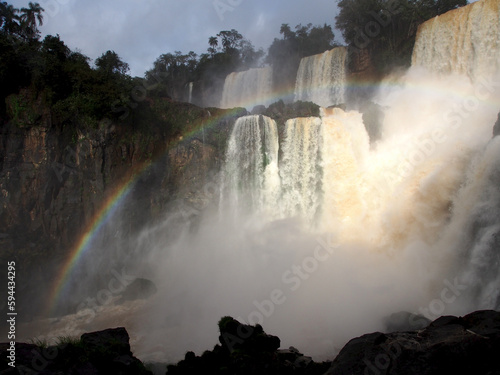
[266,23,336,97]
[335,0,467,73]
[20,2,44,39]
[95,50,129,76]
[208,36,218,56]
[0,1,20,35]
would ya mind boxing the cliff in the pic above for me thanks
[412,0,500,80]
[0,89,240,316]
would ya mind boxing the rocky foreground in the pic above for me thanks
[1,310,500,374]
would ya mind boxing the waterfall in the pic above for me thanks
[220,66,273,110]
[187,82,193,103]
[279,117,323,224]
[35,0,500,363]
[294,47,347,107]
[412,0,500,81]
[220,115,280,217]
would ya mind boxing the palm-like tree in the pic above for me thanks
[20,2,44,39]
[0,2,20,35]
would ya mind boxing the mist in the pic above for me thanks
[19,64,500,368]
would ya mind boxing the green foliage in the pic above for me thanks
[266,23,336,94]
[0,1,44,40]
[56,335,83,347]
[95,50,130,76]
[145,29,263,103]
[335,0,467,74]
[29,337,49,349]
[218,316,236,333]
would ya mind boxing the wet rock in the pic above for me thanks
[325,310,500,375]
[493,112,500,137]
[118,278,157,302]
[0,327,152,375]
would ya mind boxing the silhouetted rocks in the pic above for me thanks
[0,327,152,375]
[325,310,500,375]
[166,316,330,375]
[383,311,431,333]
[493,112,500,137]
[360,101,384,143]
[119,277,158,303]
[264,100,321,126]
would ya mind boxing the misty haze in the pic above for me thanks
[1,0,500,374]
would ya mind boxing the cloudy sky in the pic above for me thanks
[10,0,341,77]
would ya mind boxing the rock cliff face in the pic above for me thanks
[0,95,240,316]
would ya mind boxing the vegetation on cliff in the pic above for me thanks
[335,0,467,74]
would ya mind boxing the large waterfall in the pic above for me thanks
[220,115,280,216]
[412,0,500,80]
[220,66,273,109]
[25,0,500,366]
[294,47,347,107]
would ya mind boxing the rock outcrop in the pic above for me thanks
[166,316,330,375]
[0,327,152,375]
[0,96,239,317]
[326,310,500,375]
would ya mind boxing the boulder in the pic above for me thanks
[0,327,152,375]
[493,112,500,137]
[325,310,500,375]
[118,278,157,302]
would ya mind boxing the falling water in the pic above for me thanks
[412,0,500,81]
[279,117,323,224]
[294,47,347,107]
[23,0,500,367]
[220,66,273,110]
[220,115,280,217]
[187,82,193,104]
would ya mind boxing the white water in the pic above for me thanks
[294,47,347,107]
[220,66,273,110]
[279,117,323,224]
[187,82,193,103]
[412,0,500,81]
[220,115,280,217]
[25,71,500,365]
[23,1,500,368]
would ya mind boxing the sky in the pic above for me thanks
[10,0,341,77]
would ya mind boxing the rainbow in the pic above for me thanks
[47,169,144,315]
[46,107,244,315]
[46,70,500,315]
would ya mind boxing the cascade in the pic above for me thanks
[279,117,323,224]
[29,0,500,364]
[294,47,347,107]
[220,66,273,110]
[412,0,500,80]
[220,115,280,217]
[187,82,193,103]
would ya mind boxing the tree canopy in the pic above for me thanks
[335,0,467,73]
[266,23,337,95]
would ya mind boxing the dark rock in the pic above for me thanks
[166,316,329,374]
[383,311,431,332]
[263,100,320,127]
[360,101,384,144]
[118,278,157,302]
[0,327,152,375]
[326,310,500,375]
[251,105,266,115]
[81,327,132,354]
[493,112,500,137]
